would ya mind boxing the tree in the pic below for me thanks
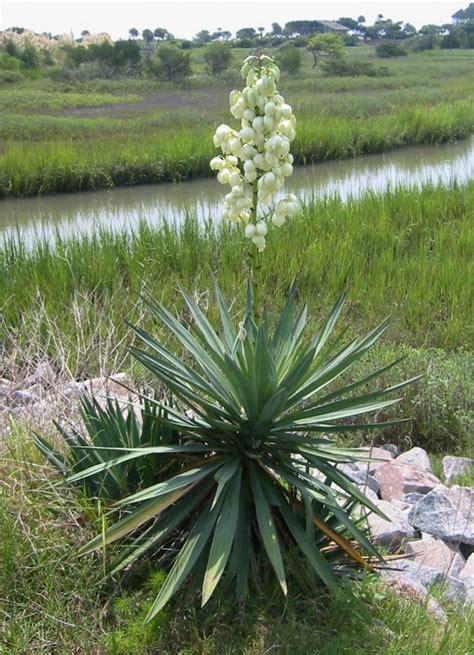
[257,26,265,38]
[307,33,345,69]
[142,29,154,44]
[358,16,366,24]
[129,28,139,39]
[236,27,256,40]
[150,44,191,81]
[81,30,90,38]
[195,29,212,43]
[203,41,232,76]
[337,17,359,31]
[220,30,232,41]
[154,28,172,40]
[453,3,474,21]
[275,46,302,74]
[271,22,283,35]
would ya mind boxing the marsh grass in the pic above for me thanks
[2,184,472,358]
[1,101,472,197]
[1,48,473,197]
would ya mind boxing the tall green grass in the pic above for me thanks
[0,88,141,111]
[1,184,472,377]
[1,101,472,197]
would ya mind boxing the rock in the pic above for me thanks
[442,456,473,484]
[403,492,425,505]
[367,447,394,473]
[337,462,379,494]
[382,575,447,624]
[11,387,41,405]
[396,447,432,473]
[381,559,466,604]
[0,378,12,396]
[357,486,379,505]
[367,499,415,547]
[375,461,440,501]
[458,554,474,604]
[405,536,465,577]
[408,485,474,545]
[380,443,399,457]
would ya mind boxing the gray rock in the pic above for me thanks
[396,447,433,473]
[375,461,440,501]
[458,553,474,604]
[408,485,474,545]
[442,456,473,484]
[367,499,415,547]
[403,492,425,505]
[11,387,41,405]
[381,559,466,604]
[405,536,465,577]
[380,443,399,457]
[338,462,379,494]
[0,378,12,396]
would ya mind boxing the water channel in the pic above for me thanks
[1,136,472,247]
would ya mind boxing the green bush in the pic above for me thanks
[275,46,303,75]
[149,44,191,82]
[322,59,391,77]
[0,69,24,84]
[203,42,232,76]
[351,346,473,454]
[375,43,408,58]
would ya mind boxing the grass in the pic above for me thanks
[1,184,472,452]
[1,427,472,654]
[1,183,472,358]
[0,48,473,197]
[0,88,141,111]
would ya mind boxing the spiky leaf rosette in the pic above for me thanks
[72,282,417,620]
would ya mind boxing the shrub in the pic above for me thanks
[375,43,408,58]
[0,69,24,84]
[275,46,303,75]
[203,42,232,77]
[322,59,391,77]
[149,44,191,82]
[0,53,21,70]
[35,394,181,501]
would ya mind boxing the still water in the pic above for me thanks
[1,137,473,247]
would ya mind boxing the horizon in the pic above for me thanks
[1,1,466,41]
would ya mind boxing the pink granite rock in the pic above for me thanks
[375,461,440,501]
[405,536,465,577]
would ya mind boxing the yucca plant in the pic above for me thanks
[34,395,182,501]
[67,281,416,620]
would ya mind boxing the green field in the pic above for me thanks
[0,48,473,197]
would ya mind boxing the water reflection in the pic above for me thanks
[1,136,473,247]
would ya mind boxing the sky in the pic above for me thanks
[0,0,464,39]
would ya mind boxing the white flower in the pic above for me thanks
[252,235,266,251]
[211,54,298,250]
[272,213,286,227]
[244,224,256,239]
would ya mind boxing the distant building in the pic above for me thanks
[313,21,350,34]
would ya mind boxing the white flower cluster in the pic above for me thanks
[210,55,298,252]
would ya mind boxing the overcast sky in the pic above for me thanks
[1,1,464,39]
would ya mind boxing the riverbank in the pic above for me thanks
[1,48,473,198]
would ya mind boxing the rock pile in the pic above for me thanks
[339,445,473,615]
